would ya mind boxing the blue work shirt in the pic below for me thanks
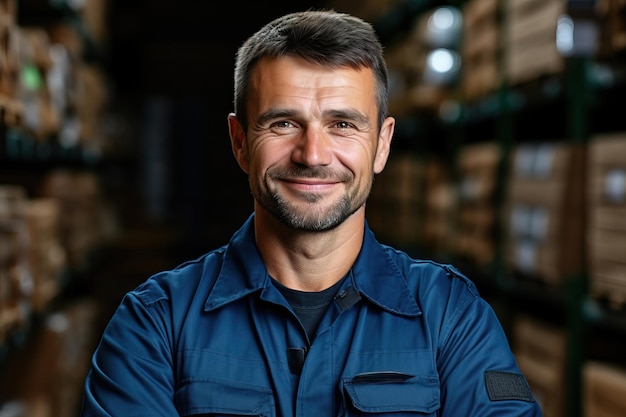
[81,215,542,416]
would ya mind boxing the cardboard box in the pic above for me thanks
[589,206,626,232]
[504,0,566,83]
[0,0,16,28]
[596,0,626,55]
[587,231,626,308]
[513,314,567,417]
[588,133,626,207]
[455,142,502,266]
[584,361,626,417]
[39,170,106,272]
[462,0,500,100]
[0,185,29,341]
[505,143,586,285]
[0,298,100,417]
[587,133,626,308]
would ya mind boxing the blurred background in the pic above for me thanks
[1,0,626,416]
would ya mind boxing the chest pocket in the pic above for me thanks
[342,373,440,416]
[175,348,276,416]
[175,378,276,416]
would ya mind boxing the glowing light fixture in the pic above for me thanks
[424,48,461,84]
[426,6,462,48]
[556,13,598,57]
[556,15,575,55]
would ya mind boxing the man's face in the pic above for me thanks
[231,56,394,231]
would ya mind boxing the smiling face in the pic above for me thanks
[229,56,394,232]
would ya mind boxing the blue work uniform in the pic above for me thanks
[81,214,542,416]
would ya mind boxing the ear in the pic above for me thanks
[373,116,395,174]
[228,113,250,173]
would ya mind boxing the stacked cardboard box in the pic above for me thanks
[15,27,63,141]
[513,314,567,417]
[505,142,586,285]
[587,133,626,309]
[77,0,110,46]
[422,157,457,260]
[461,0,501,101]
[0,298,100,417]
[46,21,110,151]
[0,0,15,29]
[583,361,626,417]
[39,170,107,274]
[597,0,626,56]
[367,152,424,249]
[0,0,111,151]
[454,142,502,267]
[25,198,66,313]
[503,0,566,85]
[0,0,23,127]
[384,8,457,117]
[0,20,88,143]
[0,185,31,342]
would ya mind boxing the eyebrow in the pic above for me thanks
[256,109,298,126]
[256,108,369,126]
[323,109,369,126]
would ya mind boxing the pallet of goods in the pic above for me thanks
[385,8,459,117]
[0,0,112,156]
[0,298,101,417]
[596,0,626,56]
[454,141,502,268]
[503,0,566,85]
[587,132,626,309]
[504,141,586,286]
[0,0,23,128]
[513,314,567,417]
[0,185,31,342]
[39,169,106,274]
[583,361,626,417]
[25,198,66,313]
[461,0,501,101]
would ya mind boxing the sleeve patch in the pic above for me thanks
[485,370,535,402]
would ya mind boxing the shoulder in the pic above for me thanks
[383,245,482,308]
[384,246,477,289]
[130,247,227,308]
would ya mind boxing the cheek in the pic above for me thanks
[335,151,375,181]
[249,142,288,173]
[344,142,378,169]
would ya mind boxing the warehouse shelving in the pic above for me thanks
[356,0,626,415]
[0,2,118,416]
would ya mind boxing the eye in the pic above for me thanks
[334,121,354,130]
[271,120,294,129]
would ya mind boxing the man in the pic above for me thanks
[81,10,542,416]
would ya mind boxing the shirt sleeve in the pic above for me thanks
[436,284,543,417]
[80,290,178,417]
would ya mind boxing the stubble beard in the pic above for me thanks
[251,168,372,232]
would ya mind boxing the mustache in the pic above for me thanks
[268,166,353,182]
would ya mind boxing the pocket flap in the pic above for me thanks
[343,374,440,413]
[176,379,274,416]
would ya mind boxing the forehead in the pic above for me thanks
[249,56,377,109]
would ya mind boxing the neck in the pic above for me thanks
[253,206,365,292]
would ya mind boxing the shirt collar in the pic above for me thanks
[205,214,421,317]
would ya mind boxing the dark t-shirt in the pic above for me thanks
[272,276,347,341]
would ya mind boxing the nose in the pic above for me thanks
[291,126,332,167]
